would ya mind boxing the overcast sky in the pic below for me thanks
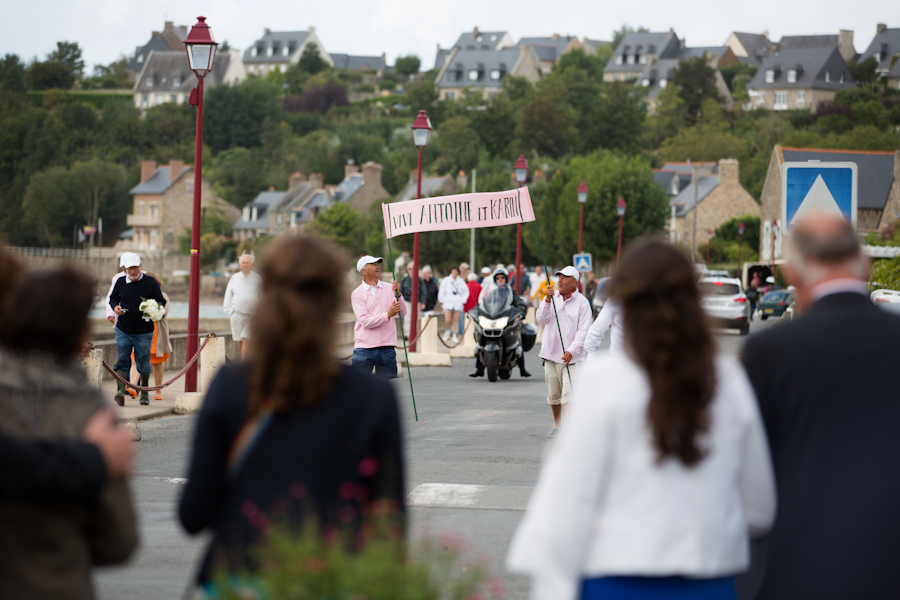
[2,0,893,72]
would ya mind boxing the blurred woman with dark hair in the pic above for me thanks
[178,236,406,592]
[508,240,776,600]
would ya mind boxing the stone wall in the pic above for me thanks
[759,146,784,256]
[14,251,192,284]
[877,151,900,228]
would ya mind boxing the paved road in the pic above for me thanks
[95,317,775,599]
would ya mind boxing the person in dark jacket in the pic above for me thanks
[739,213,900,600]
[109,252,165,406]
[420,266,439,314]
[400,262,425,337]
[179,236,405,592]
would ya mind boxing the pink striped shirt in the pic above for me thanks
[351,280,408,349]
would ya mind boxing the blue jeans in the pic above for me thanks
[351,346,397,379]
[114,329,153,376]
[581,575,736,600]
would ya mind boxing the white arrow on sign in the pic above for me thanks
[790,174,845,225]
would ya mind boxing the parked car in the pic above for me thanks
[697,277,750,335]
[871,289,900,315]
[591,277,612,317]
[757,290,793,319]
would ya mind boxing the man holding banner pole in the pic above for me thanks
[350,256,406,379]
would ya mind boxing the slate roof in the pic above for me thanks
[730,32,772,66]
[330,54,385,72]
[584,39,612,55]
[434,48,451,70]
[677,46,729,61]
[128,25,187,75]
[243,31,309,64]
[605,31,681,73]
[515,35,580,62]
[133,51,232,93]
[274,182,313,213]
[129,166,192,195]
[395,176,453,203]
[858,27,900,71]
[747,48,855,91]
[232,191,286,231]
[453,31,509,51]
[334,175,365,203]
[661,162,717,175]
[890,57,900,79]
[781,148,896,210]
[779,35,840,50]
[638,58,680,98]
[437,48,522,89]
[653,169,693,196]
[671,176,720,217]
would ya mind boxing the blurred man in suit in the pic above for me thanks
[740,213,900,599]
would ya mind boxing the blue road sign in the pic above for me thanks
[573,253,592,272]
[781,162,857,233]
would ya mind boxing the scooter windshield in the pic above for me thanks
[480,285,513,317]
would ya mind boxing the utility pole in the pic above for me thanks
[470,169,476,269]
[692,164,699,263]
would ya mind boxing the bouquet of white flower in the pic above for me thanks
[139,298,166,322]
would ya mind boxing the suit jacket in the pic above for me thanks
[741,292,900,599]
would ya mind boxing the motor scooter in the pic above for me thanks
[468,285,536,382]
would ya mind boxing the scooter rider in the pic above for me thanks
[469,268,532,378]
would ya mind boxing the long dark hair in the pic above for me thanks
[247,236,345,415]
[609,240,716,467]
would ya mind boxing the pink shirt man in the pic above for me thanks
[351,279,408,348]
[536,289,592,364]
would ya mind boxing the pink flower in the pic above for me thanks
[241,500,258,518]
[358,456,378,477]
[339,482,357,500]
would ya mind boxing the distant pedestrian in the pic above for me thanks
[457,263,471,336]
[400,262,425,338]
[438,266,468,343]
[746,273,761,319]
[477,266,492,284]
[109,252,166,406]
[223,254,262,360]
[584,299,625,357]
[420,266,439,317]
[739,213,900,599]
[179,237,405,592]
[529,266,544,301]
[508,240,775,600]
[536,266,592,432]
[350,255,406,379]
[464,272,481,315]
[105,252,142,326]
[145,272,172,401]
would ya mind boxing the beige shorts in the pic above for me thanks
[544,360,578,405]
[230,312,252,341]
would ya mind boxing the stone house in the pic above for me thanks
[669,159,760,251]
[888,59,900,89]
[435,27,515,69]
[132,49,245,110]
[333,161,391,215]
[858,24,900,75]
[723,32,773,66]
[514,35,594,75]
[268,172,325,235]
[434,45,543,101]
[603,29,682,82]
[232,190,285,242]
[745,47,855,112]
[127,21,187,82]
[758,145,900,254]
[243,27,332,78]
[777,31,856,64]
[394,172,466,203]
[639,47,736,113]
[122,160,239,252]
[653,163,707,199]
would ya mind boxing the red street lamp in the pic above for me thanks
[408,110,432,352]
[183,16,218,393]
[615,197,626,266]
[514,155,528,291]
[737,221,745,278]
[576,180,588,254]
[706,229,713,269]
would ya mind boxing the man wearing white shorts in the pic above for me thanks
[223,254,262,359]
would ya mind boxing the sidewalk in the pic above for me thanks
[103,371,189,422]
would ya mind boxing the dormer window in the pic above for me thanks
[468,69,479,81]
[146,76,154,87]
[641,78,650,86]
[490,69,501,80]
[476,35,483,42]
[242,207,250,221]
[839,72,844,84]
[670,178,679,195]
[765,70,775,83]
[251,47,258,57]
[161,77,167,84]
[174,76,181,87]
[825,70,831,82]
[282,46,289,56]
[787,69,797,82]
[879,43,888,62]
[137,54,144,63]
[660,78,667,88]
[266,46,273,57]
[615,54,623,65]
[251,207,258,222]
[627,53,635,65]
[639,54,647,64]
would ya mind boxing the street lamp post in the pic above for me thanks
[409,110,432,352]
[616,197,626,266]
[514,155,529,291]
[737,221,744,278]
[183,16,218,393]
[577,180,588,254]
[706,229,713,269]
[771,219,777,282]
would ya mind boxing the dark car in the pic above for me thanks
[758,290,792,319]
[591,277,612,317]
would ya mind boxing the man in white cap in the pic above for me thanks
[223,254,262,360]
[350,255,406,379]
[108,252,166,406]
[536,265,592,434]
[477,266,492,284]
[106,252,143,326]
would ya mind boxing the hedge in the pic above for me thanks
[26,91,134,110]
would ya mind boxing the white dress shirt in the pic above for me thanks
[535,291,592,364]
[223,270,263,316]
[584,300,626,356]
[507,354,776,600]
[437,275,469,311]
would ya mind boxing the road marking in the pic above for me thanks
[407,483,531,511]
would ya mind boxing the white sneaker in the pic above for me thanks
[442,330,452,341]
[451,335,460,344]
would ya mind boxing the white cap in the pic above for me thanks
[766,276,775,283]
[481,266,492,274]
[554,266,581,282]
[120,252,141,268]
[356,255,384,272]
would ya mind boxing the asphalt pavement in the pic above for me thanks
[95,316,775,600]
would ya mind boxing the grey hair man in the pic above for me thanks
[739,213,900,598]
[223,254,262,360]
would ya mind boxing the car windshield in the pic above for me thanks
[698,282,741,297]
[480,284,513,316]
[762,291,790,302]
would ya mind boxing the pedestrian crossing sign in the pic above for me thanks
[573,253,592,273]
[781,162,857,234]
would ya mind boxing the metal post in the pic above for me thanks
[515,180,523,292]
[706,231,711,269]
[771,219,776,282]
[409,147,423,352]
[616,217,623,266]
[185,76,204,392]
[469,168,476,269]
[97,218,102,298]
[578,203,584,254]
[737,231,743,275]
[692,164,699,262]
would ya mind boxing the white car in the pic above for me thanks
[871,289,900,315]
[698,277,751,335]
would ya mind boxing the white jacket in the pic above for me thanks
[507,354,776,600]
[223,271,262,316]
[437,275,469,311]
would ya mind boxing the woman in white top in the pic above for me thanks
[507,240,776,600]
[437,266,469,343]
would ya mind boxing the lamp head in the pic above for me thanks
[411,110,433,148]
[616,197,626,217]
[183,16,218,78]
[514,154,529,184]
[576,180,588,204]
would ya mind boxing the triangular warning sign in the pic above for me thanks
[790,174,844,224]
[575,257,590,270]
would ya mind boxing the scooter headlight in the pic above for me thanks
[478,316,508,329]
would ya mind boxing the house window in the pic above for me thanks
[445,92,455,100]
[490,69,500,80]
[797,90,805,106]
[138,202,145,215]
[641,78,650,87]
[839,72,844,84]
[137,54,144,63]
[242,207,250,221]
[141,93,148,105]
[639,54,647,64]
[615,54,623,65]
[276,214,282,226]
[626,53,635,65]
[468,69,479,81]
[174,76,181,87]
[787,69,797,82]
[282,46,289,56]
[773,91,788,110]
[149,231,157,248]
[765,70,775,83]
[266,46,273,57]
[170,94,177,102]
[659,79,667,88]
[825,70,831,82]
[251,47,258,57]
[146,76,154,87]
[670,178,679,195]
[488,92,498,100]
[166,231,174,246]
[260,66,267,75]
[150,204,158,218]
[251,207,258,222]
[248,65,255,74]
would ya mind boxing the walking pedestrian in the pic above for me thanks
[508,240,775,600]
[223,254,262,360]
[400,262,425,339]
[477,266,492,284]
[529,266,544,302]
[584,299,625,357]
[438,266,468,344]
[0,267,138,599]
[109,252,166,406]
[536,266,592,432]
[464,272,481,316]
[739,213,900,599]
[746,273,761,319]
[420,266,439,317]
[179,236,405,593]
[144,272,172,401]
[350,255,406,379]
[457,263,471,336]
[105,252,142,326]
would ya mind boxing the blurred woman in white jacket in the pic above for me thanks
[437,266,469,343]
[507,240,776,600]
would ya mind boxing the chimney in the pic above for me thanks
[668,27,674,37]
[164,21,174,31]
[680,38,686,50]
[877,23,887,36]
[269,185,275,191]
[839,30,854,51]
[473,26,479,38]
[308,26,316,34]
[552,33,560,40]
[345,159,359,179]
[169,159,185,183]
[718,159,739,184]
[362,162,383,188]
[140,160,157,183]
[762,31,769,39]
[289,171,306,190]
[308,173,324,190]
[456,170,467,191]
[264,28,270,36]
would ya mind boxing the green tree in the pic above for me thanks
[67,158,129,231]
[472,93,517,157]
[48,41,85,78]
[0,54,26,94]
[306,203,364,253]
[672,56,722,122]
[591,82,646,154]
[517,88,574,158]
[24,61,75,90]
[659,99,748,162]
[204,77,283,152]
[394,55,421,78]
[846,56,879,88]
[644,83,689,146]
[298,44,328,75]
[435,116,480,173]
[143,102,196,149]
[404,71,439,114]
[22,165,71,246]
